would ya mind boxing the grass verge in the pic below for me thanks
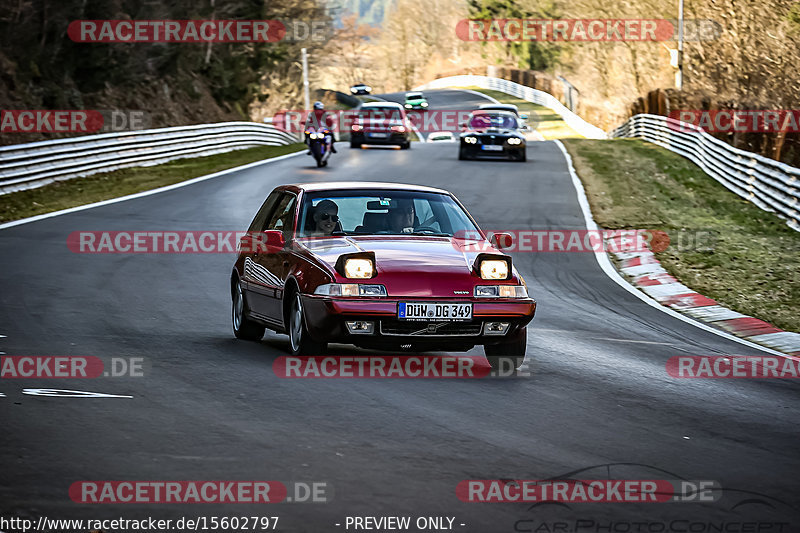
[0,143,305,223]
[562,138,800,333]
[461,87,583,139]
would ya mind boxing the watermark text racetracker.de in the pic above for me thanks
[1,109,149,133]
[0,356,147,378]
[667,355,800,378]
[67,19,333,44]
[68,480,330,504]
[457,479,721,503]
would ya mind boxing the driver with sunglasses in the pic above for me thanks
[311,199,339,236]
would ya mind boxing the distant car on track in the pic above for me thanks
[231,182,536,370]
[427,131,456,142]
[459,110,527,162]
[478,103,530,130]
[350,83,372,95]
[350,102,411,149]
[404,91,429,110]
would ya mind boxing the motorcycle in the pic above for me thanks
[305,127,332,167]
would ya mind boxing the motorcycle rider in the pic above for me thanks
[305,101,337,154]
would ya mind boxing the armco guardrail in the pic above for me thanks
[0,122,299,195]
[414,75,607,140]
[611,114,800,232]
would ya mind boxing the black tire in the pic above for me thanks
[400,141,410,149]
[517,150,527,162]
[232,281,265,341]
[458,147,468,160]
[287,291,327,356]
[484,327,527,372]
[350,141,362,149]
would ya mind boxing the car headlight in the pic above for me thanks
[344,257,374,279]
[421,102,428,107]
[507,138,523,145]
[314,284,387,296]
[405,104,412,108]
[479,259,509,280]
[464,136,478,144]
[475,285,528,298]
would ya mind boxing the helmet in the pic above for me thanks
[313,101,324,110]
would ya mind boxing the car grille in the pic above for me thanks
[379,320,483,336]
[479,136,506,145]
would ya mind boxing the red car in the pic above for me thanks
[230,182,536,370]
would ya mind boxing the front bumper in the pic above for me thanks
[352,131,410,145]
[462,142,525,158]
[302,295,536,349]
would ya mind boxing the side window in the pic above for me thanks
[265,193,297,237]
[248,191,281,232]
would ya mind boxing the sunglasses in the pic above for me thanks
[319,213,339,222]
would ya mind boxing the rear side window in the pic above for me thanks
[265,193,297,237]
[247,191,281,232]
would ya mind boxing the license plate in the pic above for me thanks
[482,145,503,151]
[398,302,472,321]
[369,132,388,138]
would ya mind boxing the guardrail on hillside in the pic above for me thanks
[611,114,800,232]
[414,75,607,140]
[0,122,299,195]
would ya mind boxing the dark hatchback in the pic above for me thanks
[350,102,411,149]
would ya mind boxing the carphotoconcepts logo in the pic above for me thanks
[666,355,800,378]
[0,356,147,378]
[1,110,149,133]
[455,19,721,42]
[669,110,800,133]
[457,479,721,503]
[67,20,333,44]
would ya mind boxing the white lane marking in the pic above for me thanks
[554,139,786,358]
[0,334,6,338]
[0,151,304,231]
[21,388,133,398]
[591,337,678,346]
[0,392,6,397]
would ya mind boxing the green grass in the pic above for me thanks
[0,143,305,223]
[460,87,584,139]
[562,138,800,333]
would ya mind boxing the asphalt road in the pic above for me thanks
[1,90,798,532]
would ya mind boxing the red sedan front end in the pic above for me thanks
[231,182,536,370]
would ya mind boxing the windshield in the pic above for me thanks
[468,113,518,130]
[298,189,480,237]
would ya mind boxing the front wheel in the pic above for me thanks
[400,141,410,149]
[288,291,327,356]
[484,327,527,372]
[350,141,362,149]
[232,282,265,341]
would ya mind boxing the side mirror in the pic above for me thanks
[520,113,529,120]
[240,230,285,254]
[490,232,514,250]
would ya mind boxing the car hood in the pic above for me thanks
[296,236,507,297]
[463,128,520,136]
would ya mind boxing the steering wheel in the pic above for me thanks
[412,225,439,233]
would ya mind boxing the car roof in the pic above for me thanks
[470,110,518,118]
[279,182,450,194]
[361,102,404,109]
[478,103,519,115]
